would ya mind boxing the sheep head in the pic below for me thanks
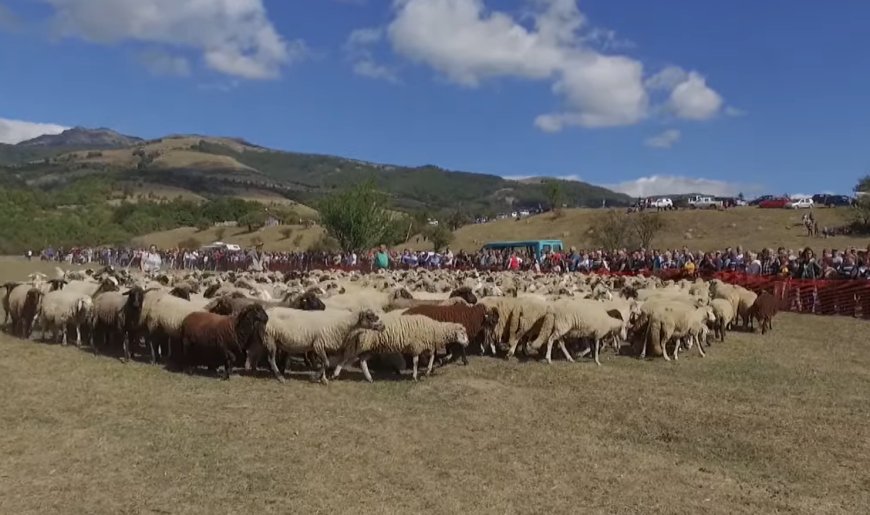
[449,286,478,305]
[292,292,326,311]
[235,304,269,352]
[356,309,385,332]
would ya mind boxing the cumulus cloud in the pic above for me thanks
[385,0,649,129]
[668,71,723,120]
[0,117,69,144]
[39,0,305,79]
[373,0,725,131]
[139,49,191,77]
[644,129,681,149]
[344,27,399,83]
[604,175,762,198]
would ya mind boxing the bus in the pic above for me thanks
[481,240,564,262]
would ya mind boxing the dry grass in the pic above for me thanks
[406,207,868,253]
[133,224,327,252]
[1,260,870,513]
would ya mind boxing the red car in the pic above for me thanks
[758,197,790,209]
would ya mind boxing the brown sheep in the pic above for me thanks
[403,303,499,365]
[748,291,778,335]
[176,303,269,379]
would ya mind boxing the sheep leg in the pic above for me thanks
[75,325,81,347]
[411,355,420,381]
[359,358,373,383]
[223,351,234,380]
[558,340,574,363]
[426,352,436,376]
[122,335,133,363]
[673,339,681,360]
[661,340,671,362]
[544,336,556,364]
[695,335,706,357]
[61,325,68,346]
[593,338,601,366]
[316,348,329,384]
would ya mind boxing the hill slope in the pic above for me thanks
[0,128,632,214]
[404,207,866,253]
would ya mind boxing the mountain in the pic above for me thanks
[0,128,632,214]
[16,127,143,148]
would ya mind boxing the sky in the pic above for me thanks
[0,0,868,197]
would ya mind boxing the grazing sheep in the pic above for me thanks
[334,313,470,382]
[177,304,270,379]
[385,286,478,311]
[748,291,778,334]
[402,303,499,365]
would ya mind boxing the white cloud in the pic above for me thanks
[0,117,69,144]
[377,0,724,132]
[668,71,723,120]
[605,175,762,198]
[344,27,399,83]
[139,49,191,76]
[39,0,305,79]
[645,65,688,91]
[644,129,681,149]
[385,0,648,129]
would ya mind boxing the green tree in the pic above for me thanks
[446,210,470,231]
[238,210,266,232]
[545,180,565,215]
[423,224,454,251]
[318,180,396,252]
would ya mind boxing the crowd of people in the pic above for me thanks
[31,241,870,280]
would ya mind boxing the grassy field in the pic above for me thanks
[137,205,868,253]
[133,224,327,252]
[1,260,869,513]
[406,207,868,253]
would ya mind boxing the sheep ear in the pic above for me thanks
[606,309,624,321]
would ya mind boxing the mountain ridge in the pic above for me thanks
[0,127,633,214]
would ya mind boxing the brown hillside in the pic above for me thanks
[405,207,868,253]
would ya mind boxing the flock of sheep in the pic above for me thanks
[2,265,779,383]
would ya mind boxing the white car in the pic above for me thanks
[787,198,814,209]
[651,198,673,209]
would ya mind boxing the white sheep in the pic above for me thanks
[39,290,94,346]
[709,298,736,341]
[532,300,629,366]
[333,312,469,382]
[639,301,715,361]
[252,308,386,383]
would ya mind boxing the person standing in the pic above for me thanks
[374,244,391,271]
[140,245,163,275]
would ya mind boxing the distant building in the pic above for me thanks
[264,216,281,227]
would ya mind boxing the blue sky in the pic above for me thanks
[0,0,867,197]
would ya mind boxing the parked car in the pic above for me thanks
[758,197,790,209]
[749,194,775,206]
[811,194,854,207]
[650,197,673,209]
[786,198,814,209]
[687,195,723,209]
